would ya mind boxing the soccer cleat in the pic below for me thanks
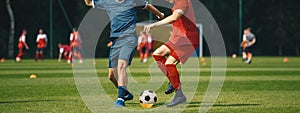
[166,88,186,107]
[113,98,125,108]
[143,58,148,63]
[166,95,186,107]
[165,83,174,94]
[124,93,134,101]
[246,59,252,64]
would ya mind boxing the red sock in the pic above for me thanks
[17,52,22,58]
[166,64,181,90]
[17,49,23,58]
[40,53,44,60]
[35,53,39,60]
[153,55,167,75]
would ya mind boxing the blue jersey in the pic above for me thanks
[93,0,147,38]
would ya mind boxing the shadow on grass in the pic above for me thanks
[127,102,166,107]
[126,102,261,108]
[0,99,64,104]
[187,102,261,108]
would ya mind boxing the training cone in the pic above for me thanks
[1,58,5,62]
[140,103,153,108]
[29,74,37,79]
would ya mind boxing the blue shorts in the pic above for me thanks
[36,48,45,52]
[245,46,252,53]
[108,35,137,68]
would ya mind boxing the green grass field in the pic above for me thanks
[0,57,299,113]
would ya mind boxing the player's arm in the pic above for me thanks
[249,38,256,46]
[22,36,29,50]
[45,37,48,47]
[84,0,93,7]
[145,4,164,20]
[144,10,183,32]
[24,42,29,50]
[58,48,64,62]
[58,53,62,62]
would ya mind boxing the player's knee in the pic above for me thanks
[152,50,161,56]
[165,56,178,65]
[118,60,128,70]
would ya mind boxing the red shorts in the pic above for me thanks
[165,41,199,64]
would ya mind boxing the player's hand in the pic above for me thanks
[25,46,29,50]
[84,0,93,6]
[144,24,155,33]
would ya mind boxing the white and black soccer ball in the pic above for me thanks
[139,90,157,104]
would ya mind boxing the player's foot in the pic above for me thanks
[165,83,174,94]
[246,59,252,64]
[143,58,148,63]
[79,60,83,64]
[113,98,125,108]
[124,93,134,101]
[166,89,186,107]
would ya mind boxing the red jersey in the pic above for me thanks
[18,34,26,49]
[60,44,72,53]
[170,0,199,46]
[36,34,47,48]
[70,32,82,48]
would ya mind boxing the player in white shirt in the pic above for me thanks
[35,29,47,61]
[16,29,29,62]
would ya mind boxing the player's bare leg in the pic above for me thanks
[108,68,118,88]
[40,51,44,61]
[114,59,133,108]
[35,51,39,61]
[117,59,128,86]
[242,52,247,61]
[246,52,252,64]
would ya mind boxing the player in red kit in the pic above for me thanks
[138,31,149,63]
[58,43,72,63]
[69,28,83,63]
[35,29,47,61]
[16,29,29,62]
[144,0,199,107]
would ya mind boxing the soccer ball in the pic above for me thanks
[139,90,157,108]
[16,57,21,62]
[232,53,237,59]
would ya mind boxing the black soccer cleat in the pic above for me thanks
[165,83,174,94]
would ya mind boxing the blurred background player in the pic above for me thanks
[241,28,256,64]
[85,0,164,107]
[58,43,72,63]
[70,28,83,63]
[147,32,154,56]
[35,29,47,62]
[144,0,198,107]
[16,29,29,62]
[138,31,149,63]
